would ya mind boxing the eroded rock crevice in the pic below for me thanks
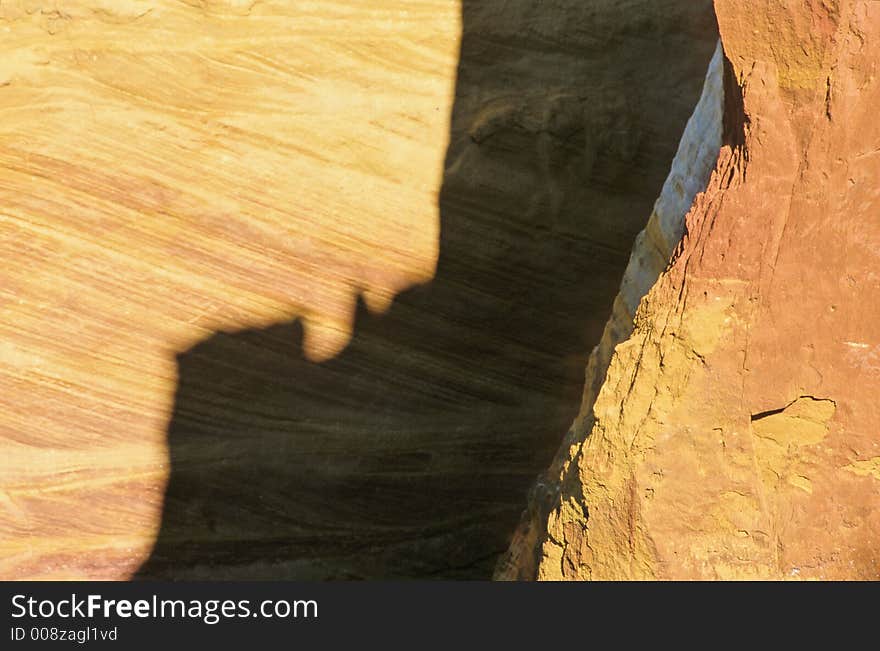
[496,40,726,581]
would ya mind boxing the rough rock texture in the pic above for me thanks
[0,1,717,579]
[497,41,725,579]
[517,0,880,580]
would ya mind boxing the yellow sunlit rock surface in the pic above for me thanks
[0,0,457,579]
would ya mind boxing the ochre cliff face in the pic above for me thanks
[0,2,717,579]
[497,41,726,580]
[528,0,880,580]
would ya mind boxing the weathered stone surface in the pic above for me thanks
[0,1,717,578]
[521,0,880,580]
[497,41,725,579]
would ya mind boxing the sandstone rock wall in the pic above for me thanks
[518,0,880,580]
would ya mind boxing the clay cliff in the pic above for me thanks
[5,0,872,582]
[0,1,717,579]
[503,0,880,580]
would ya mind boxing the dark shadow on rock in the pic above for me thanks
[136,0,718,579]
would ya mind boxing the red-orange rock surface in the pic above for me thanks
[514,0,880,580]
